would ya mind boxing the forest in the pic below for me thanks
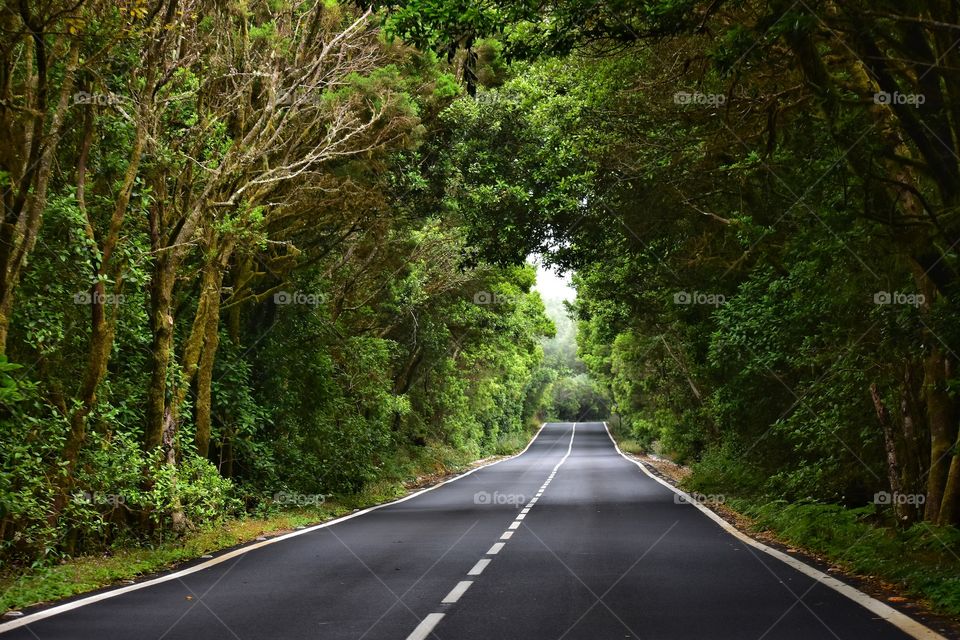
[2,0,960,618]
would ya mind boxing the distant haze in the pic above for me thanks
[532,259,575,308]
[531,257,580,372]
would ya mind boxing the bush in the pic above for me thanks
[685,441,766,497]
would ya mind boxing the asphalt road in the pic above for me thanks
[0,422,942,639]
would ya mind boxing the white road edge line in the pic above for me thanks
[467,559,491,576]
[601,421,946,640]
[441,581,473,604]
[406,613,445,640]
[0,424,551,633]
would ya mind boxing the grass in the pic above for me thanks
[0,429,538,615]
[495,431,532,455]
[0,506,346,613]
[604,419,648,455]
[615,438,647,455]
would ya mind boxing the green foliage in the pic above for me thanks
[146,454,241,530]
[0,378,240,563]
[546,373,609,421]
[0,391,67,565]
[0,1,555,573]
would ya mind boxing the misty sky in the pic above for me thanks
[531,257,575,302]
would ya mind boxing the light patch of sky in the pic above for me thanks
[530,255,575,304]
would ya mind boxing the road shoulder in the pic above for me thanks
[611,435,960,639]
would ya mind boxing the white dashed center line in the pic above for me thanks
[405,423,578,640]
[442,581,473,604]
[407,613,445,640]
[467,559,491,576]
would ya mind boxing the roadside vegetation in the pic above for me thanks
[0,0,556,599]
[0,436,528,612]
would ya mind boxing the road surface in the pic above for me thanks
[0,422,941,639]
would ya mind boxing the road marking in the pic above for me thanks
[550,423,576,473]
[467,559,491,576]
[486,542,505,555]
[441,581,473,604]
[406,613,445,640]
[0,424,553,634]
[411,423,578,640]
[601,422,946,640]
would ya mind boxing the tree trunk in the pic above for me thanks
[941,432,960,525]
[63,283,117,468]
[923,347,956,521]
[899,360,926,505]
[64,110,146,470]
[192,242,232,457]
[146,257,176,453]
[161,403,189,534]
[195,304,221,458]
[166,233,234,458]
[0,42,80,351]
[870,382,910,523]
